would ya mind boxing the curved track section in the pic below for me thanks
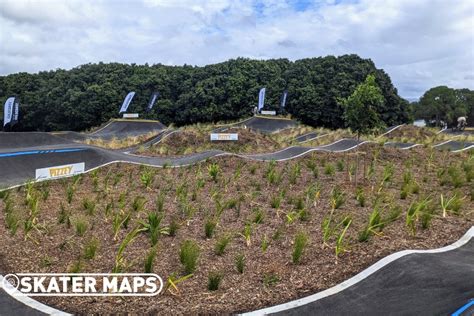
[213,116,298,134]
[0,138,368,188]
[384,141,421,150]
[243,227,474,316]
[433,140,474,152]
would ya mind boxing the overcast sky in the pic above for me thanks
[0,0,473,100]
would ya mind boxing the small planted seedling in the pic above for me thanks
[330,186,345,209]
[140,168,155,189]
[83,238,99,260]
[335,217,352,258]
[204,218,217,238]
[292,231,309,264]
[261,235,269,252]
[214,234,231,256]
[139,212,168,246]
[240,223,252,247]
[235,253,245,273]
[208,163,220,182]
[180,240,200,274]
[324,163,335,176]
[207,271,223,291]
[82,198,96,216]
[144,247,156,273]
[355,187,365,207]
[74,218,88,237]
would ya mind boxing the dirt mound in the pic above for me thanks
[385,125,436,140]
[142,127,283,156]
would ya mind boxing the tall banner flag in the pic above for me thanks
[12,99,20,126]
[119,92,135,114]
[258,88,266,111]
[3,97,15,127]
[280,90,288,109]
[147,91,160,112]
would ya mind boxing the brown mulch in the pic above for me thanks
[0,145,472,315]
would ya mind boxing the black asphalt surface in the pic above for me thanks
[213,116,298,134]
[52,120,166,141]
[384,142,419,149]
[0,132,75,149]
[294,132,319,143]
[271,238,474,316]
[317,138,365,151]
[435,140,474,151]
[0,289,46,316]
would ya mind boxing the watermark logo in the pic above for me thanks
[2,273,163,297]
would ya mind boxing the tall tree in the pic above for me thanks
[341,74,385,139]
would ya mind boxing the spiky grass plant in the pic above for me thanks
[180,240,200,274]
[215,234,232,256]
[168,218,179,237]
[164,273,193,295]
[83,238,99,260]
[144,247,157,273]
[406,197,431,235]
[358,206,382,242]
[74,218,88,237]
[355,187,365,207]
[82,198,96,216]
[140,212,168,246]
[235,253,245,273]
[324,163,335,176]
[112,227,142,273]
[253,208,265,224]
[292,231,309,264]
[140,167,155,189]
[240,223,252,246]
[330,186,345,209]
[207,271,223,291]
[204,218,217,238]
[208,163,221,182]
[132,196,146,213]
[335,217,352,258]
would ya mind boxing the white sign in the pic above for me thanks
[261,110,276,115]
[35,162,85,180]
[123,113,139,118]
[210,133,238,141]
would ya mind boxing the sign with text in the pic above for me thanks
[123,113,139,118]
[261,110,276,115]
[210,133,238,141]
[36,162,85,180]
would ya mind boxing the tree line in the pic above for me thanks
[412,86,474,127]
[0,54,411,132]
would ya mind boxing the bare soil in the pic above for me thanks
[0,145,473,315]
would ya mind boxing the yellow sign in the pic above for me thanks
[49,166,73,177]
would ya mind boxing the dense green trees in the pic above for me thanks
[0,55,410,131]
[413,86,474,127]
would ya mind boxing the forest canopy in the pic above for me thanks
[0,54,410,132]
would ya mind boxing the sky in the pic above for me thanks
[0,0,473,100]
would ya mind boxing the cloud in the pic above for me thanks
[0,0,472,99]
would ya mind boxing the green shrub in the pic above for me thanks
[180,240,200,274]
